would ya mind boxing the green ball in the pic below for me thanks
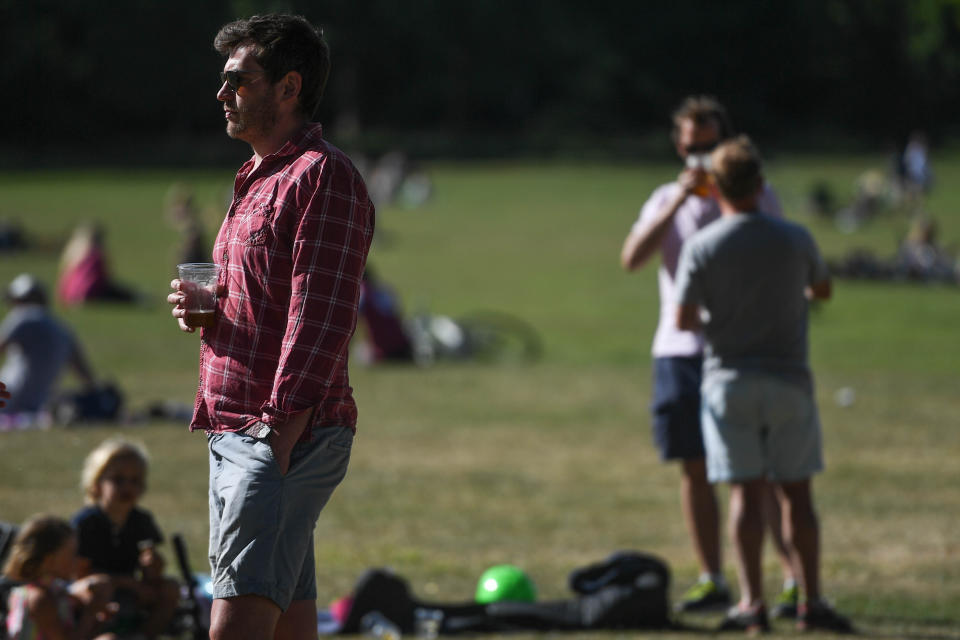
[475,564,537,603]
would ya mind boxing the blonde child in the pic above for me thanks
[71,439,179,640]
[3,514,117,640]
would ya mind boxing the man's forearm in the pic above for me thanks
[806,278,832,301]
[621,190,688,270]
[267,407,312,439]
[676,303,702,331]
[71,349,96,386]
[265,407,313,475]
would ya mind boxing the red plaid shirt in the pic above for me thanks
[190,124,374,434]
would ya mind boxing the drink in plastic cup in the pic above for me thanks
[691,176,713,198]
[177,263,220,328]
[685,153,714,198]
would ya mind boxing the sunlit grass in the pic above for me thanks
[1,154,958,638]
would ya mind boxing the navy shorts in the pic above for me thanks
[651,356,704,461]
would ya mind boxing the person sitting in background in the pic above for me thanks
[57,223,138,306]
[165,184,209,266]
[0,274,96,419]
[901,130,933,201]
[72,439,180,640]
[3,514,117,640]
[898,215,958,283]
[356,267,414,363]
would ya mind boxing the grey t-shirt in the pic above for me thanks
[674,212,829,390]
[0,306,79,412]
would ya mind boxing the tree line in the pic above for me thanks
[3,0,959,163]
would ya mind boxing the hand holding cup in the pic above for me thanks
[169,263,220,332]
[682,154,714,198]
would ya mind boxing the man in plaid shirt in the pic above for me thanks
[167,15,373,640]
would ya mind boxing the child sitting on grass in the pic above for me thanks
[3,514,117,640]
[71,439,180,640]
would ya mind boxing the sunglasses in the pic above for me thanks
[219,69,266,94]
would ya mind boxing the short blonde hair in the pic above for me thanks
[710,135,764,202]
[81,438,149,504]
[2,515,74,582]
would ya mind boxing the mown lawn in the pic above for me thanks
[0,153,958,639]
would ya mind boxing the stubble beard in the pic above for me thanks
[225,97,279,143]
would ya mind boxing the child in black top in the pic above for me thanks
[72,439,180,640]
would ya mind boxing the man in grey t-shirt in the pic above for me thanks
[0,274,95,415]
[620,96,796,615]
[674,137,851,633]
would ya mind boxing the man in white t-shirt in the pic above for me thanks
[620,96,796,616]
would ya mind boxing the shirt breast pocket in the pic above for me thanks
[239,202,274,247]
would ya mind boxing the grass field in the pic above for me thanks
[0,152,958,639]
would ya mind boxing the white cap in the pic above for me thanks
[7,273,46,304]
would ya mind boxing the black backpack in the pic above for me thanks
[567,550,672,629]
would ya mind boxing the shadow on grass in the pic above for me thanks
[667,613,960,639]
[854,624,960,640]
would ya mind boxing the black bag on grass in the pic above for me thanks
[339,569,502,635]
[481,550,672,631]
[567,550,672,628]
[51,383,124,425]
[338,551,672,634]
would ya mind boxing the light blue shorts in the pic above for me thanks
[207,426,353,610]
[700,373,823,483]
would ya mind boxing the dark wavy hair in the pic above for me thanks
[671,95,735,143]
[214,14,330,119]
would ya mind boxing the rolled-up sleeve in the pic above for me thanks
[261,162,374,426]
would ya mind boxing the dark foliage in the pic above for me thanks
[2,0,959,162]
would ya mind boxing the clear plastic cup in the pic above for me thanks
[177,263,220,328]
